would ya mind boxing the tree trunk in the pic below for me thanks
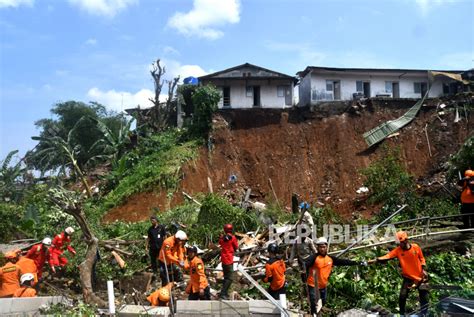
[49,188,106,307]
[69,210,106,307]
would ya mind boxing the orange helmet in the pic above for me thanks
[4,251,18,259]
[465,170,474,177]
[396,231,408,242]
[158,287,170,302]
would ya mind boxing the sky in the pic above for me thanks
[0,0,473,159]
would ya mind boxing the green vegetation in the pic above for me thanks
[27,101,127,173]
[448,134,474,180]
[102,130,198,209]
[361,145,459,221]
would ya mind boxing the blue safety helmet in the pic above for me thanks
[299,202,310,210]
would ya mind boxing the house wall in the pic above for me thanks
[298,74,311,107]
[304,71,453,105]
[203,79,294,109]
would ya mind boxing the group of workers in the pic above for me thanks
[145,214,430,316]
[0,227,76,298]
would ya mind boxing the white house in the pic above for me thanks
[198,63,296,109]
[297,66,464,106]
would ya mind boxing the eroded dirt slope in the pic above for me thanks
[103,98,473,222]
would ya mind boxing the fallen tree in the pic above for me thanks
[49,187,106,307]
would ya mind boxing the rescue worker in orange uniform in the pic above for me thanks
[13,273,37,298]
[305,237,365,315]
[263,243,286,299]
[49,227,76,273]
[26,237,51,279]
[147,282,174,306]
[0,251,22,298]
[184,245,210,300]
[369,231,429,316]
[158,230,187,285]
[458,169,474,228]
[16,256,38,286]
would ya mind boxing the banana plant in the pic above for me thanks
[0,150,26,202]
[88,117,133,168]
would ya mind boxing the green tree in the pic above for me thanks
[188,85,221,137]
[31,118,92,197]
[27,101,126,172]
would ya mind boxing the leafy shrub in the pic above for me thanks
[102,136,198,209]
[194,194,258,245]
[447,135,474,181]
[187,85,221,138]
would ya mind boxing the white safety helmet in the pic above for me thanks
[316,237,328,245]
[65,227,75,235]
[42,237,52,246]
[20,273,35,284]
[175,230,188,241]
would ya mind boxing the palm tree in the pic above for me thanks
[31,118,92,197]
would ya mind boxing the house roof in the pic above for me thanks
[199,63,297,83]
[297,66,465,78]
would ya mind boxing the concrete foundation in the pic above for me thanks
[118,300,287,316]
[0,296,67,317]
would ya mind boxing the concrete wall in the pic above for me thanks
[302,71,455,105]
[202,79,294,109]
[298,74,311,107]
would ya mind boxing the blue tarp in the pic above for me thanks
[183,77,199,85]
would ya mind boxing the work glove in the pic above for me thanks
[359,261,368,267]
[179,260,185,267]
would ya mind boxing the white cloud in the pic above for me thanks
[415,0,455,15]
[0,0,33,8]
[167,0,240,40]
[85,38,97,45]
[158,59,208,81]
[87,87,166,111]
[68,0,137,17]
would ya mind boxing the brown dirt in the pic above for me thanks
[103,97,473,223]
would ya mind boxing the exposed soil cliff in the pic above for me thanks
[103,96,473,223]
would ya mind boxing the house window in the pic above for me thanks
[414,82,421,93]
[356,81,363,92]
[277,86,285,97]
[246,86,253,97]
[385,81,393,93]
[326,80,333,92]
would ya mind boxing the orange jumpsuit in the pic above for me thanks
[16,257,38,285]
[264,258,286,291]
[0,262,21,298]
[49,232,75,267]
[26,243,48,278]
[13,286,37,297]
[158,236,185,265]
[378,243,426,282]
[184,256,210,300]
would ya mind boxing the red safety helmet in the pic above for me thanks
[223,224,233,233]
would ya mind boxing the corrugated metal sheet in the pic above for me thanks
[363,89,429,147]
